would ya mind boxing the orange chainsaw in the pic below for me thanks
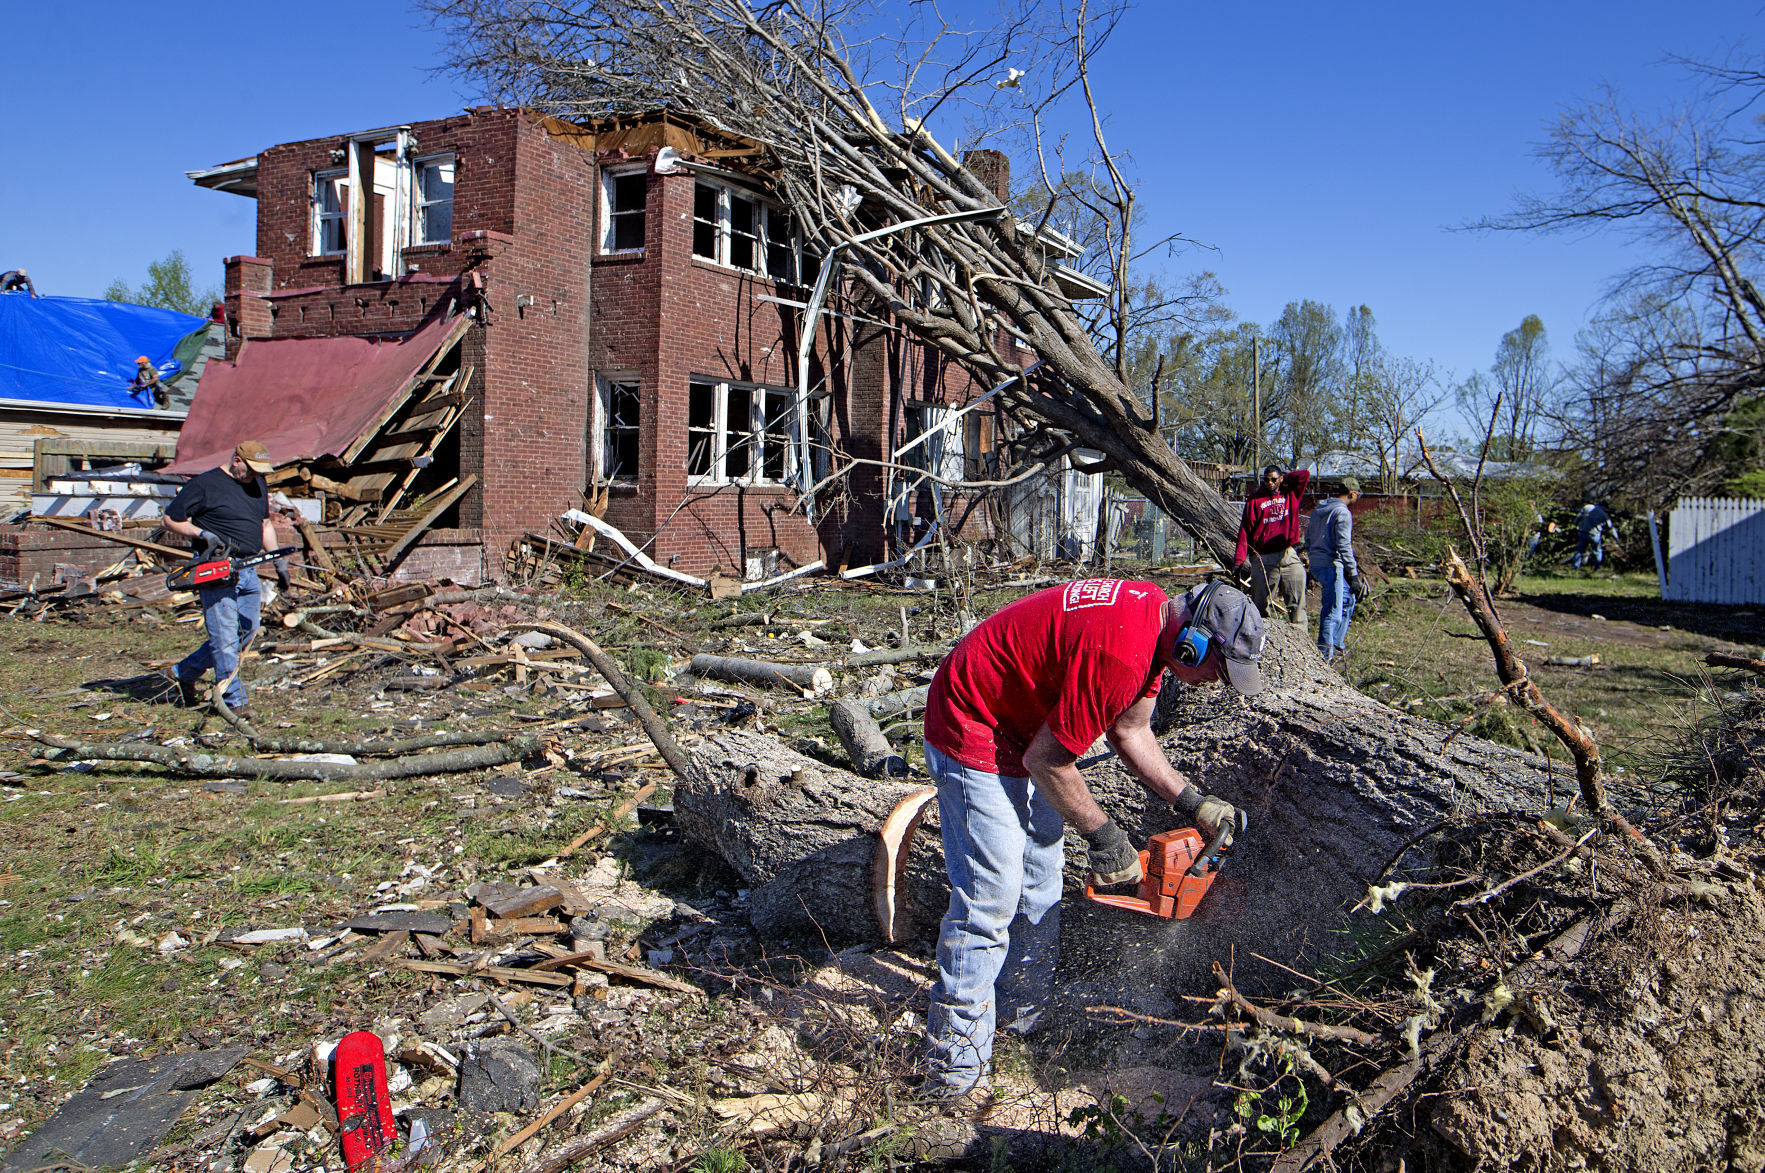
[166,546,297,592]
[1084,810,1247,919]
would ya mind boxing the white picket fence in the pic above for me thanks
[1664,496,1765,605]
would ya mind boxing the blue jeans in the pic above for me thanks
[1571,531,1603,568]
[924,742,1065,1093]
[176,567,261,708]
[1312,559,1358,656]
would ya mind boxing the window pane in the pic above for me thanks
[725,385,753,478]
[417,160,454,245]
[728,195,757,270]
[613,174,646,213]
[609,173,646,251]
[693,184,720,260]
[688,381,717,477]
[765,207,794,282]
[605,381,640,481]
[762,390,792,481]
[613,214,645,251]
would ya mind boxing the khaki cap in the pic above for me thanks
[235,440,274,474]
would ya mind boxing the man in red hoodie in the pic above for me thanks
[1233,465,1311,630]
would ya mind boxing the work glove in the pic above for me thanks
[274,559,291,592]
[1347,573,1371,603]
[1194,796,1239,846]
[1082,818,1143,887]
[1175,786,1239,847]
[1232,561,1251,583]
[196,530,228,560]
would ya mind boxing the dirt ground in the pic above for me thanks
[0,565,1760,1172]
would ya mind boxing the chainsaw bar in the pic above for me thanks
[165,546,298,592]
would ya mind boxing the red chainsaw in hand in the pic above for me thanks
[165,546,297,591]
[1084,810,1247,919]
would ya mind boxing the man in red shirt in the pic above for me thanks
[1234,465,1311,630]
[920,578,1266,1102]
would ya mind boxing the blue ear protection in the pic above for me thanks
[1174,583,1218,667]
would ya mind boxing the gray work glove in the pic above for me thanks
[196,530,229,560]
[1233,561,1251,582]
[1347,572,1371,603]
[274,559,291,592]
[1082,818,1142,887]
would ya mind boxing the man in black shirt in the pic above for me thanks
[162,440,288,716]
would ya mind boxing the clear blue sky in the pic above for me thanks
[2,1,1754,434]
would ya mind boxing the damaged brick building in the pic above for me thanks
[186,107,1089,583]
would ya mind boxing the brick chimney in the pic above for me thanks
[963,149,1010,203]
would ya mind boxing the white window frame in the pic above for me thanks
[593,373,641,483]
[313,168,347,256]
[601,166,647,253]
[412,153,455,246]
[690,178,801,282]
[686,377,800,486]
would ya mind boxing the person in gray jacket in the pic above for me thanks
[1304,477,1369,662]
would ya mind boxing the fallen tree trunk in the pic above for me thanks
[828,697,907,778]
[22,729,544,782]
[674,623,1555,987]
[689,654,832,696]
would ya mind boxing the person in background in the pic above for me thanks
[160,441,288,718]
[1571,502,1615,569]
[1233,464,1311,631]
[0,269,35,296]
[1304,477,1369,664]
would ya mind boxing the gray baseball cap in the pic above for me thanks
[1189,582,1267,696]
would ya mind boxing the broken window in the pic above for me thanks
[688,379,718,477]
[314,169,347,256]
[413,155,454,245]
[765,206,796,283]
[595,375,640,482]
[728,193,759,271]
[686,378,799,484]
[603,169,646,252]
[693,184,720,261]
[692,179,801,281]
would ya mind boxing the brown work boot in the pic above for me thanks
[175,676,201,708]
[903,1088,992,1162]
[227,703,253,723]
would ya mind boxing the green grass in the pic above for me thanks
[1348,571,1751,786]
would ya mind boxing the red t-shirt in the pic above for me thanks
[924,579,1169,777]
[1233,470,1312,563]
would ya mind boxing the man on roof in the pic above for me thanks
[131,356,170,409]
[160,441,289,719]
[919,576,1265,1108]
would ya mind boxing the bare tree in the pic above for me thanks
[1364,355,1441,493]
[1479,62,1765,503]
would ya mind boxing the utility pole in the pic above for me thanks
[1252,336,1261,470]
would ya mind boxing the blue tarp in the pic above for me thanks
[0,293,206,411]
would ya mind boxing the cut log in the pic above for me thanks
[848,643,952,668]
[829,697,908,777]
[675,623,1555,992]
[676,732,952,941]
[865,686,928,720]
[1541,654,1600,668]
[689,654,833,696]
